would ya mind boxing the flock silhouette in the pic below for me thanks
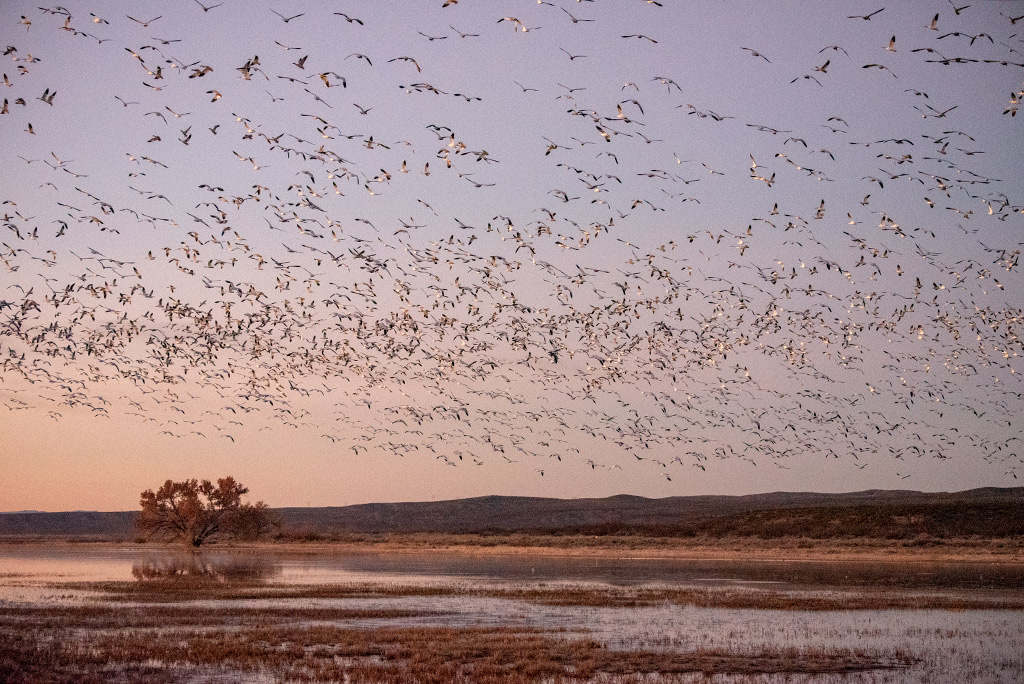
[2,2,1023,487]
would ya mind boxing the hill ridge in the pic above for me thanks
[2,487,1022,539]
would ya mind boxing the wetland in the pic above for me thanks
[2,542,1023,682]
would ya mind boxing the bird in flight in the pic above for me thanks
[389,56,422,72]
[127,15,162,27]
[848,7,884,20]
[791,74,823,87]
[741,47,771,62]
[271,10,305,23]
[622,34,658,43]
[818,45,849,56]
[449,25,479,38]
[948,0,969,16]
[862,63,897,77]
[561,8,595,23]
[335,12,364,25]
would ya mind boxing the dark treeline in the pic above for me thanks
[3,487,1021,541]
[506,501,1024,540]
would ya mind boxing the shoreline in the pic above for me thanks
[3,534,1022,564]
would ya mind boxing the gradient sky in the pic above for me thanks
[2,1,1023,511]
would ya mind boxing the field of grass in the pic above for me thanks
[7,531,1023,565]
[1,612,917,683]
[263,530,1024,560]
[53,576,1023,611]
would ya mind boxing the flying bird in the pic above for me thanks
[741,47,771,62]
[848,7,884,20]
[270,9,304,23]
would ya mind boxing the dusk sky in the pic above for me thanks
[2,1,1023,512]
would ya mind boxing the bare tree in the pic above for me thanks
[136,477,278,547]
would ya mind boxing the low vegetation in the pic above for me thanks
[68,578,1024,611]
[266,529,1024,557]
[0,620,916,683]
[563,500,1024,539]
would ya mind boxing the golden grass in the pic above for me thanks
[60,577,1024,611]
[1,621,916,683]
[195,534,1024,566]
[0,604,439,629]
[7,535,1024,563]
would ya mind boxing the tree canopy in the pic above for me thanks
[136,477,277,547]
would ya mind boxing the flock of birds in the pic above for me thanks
[2,1,1023,487]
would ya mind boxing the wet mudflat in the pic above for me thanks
[1,544,1023,682]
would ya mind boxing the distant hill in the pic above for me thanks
[0,510,136,537]
[1,487,1022,540]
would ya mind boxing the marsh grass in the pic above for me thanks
[268,531,1024,557]
[66,578,1024,611]
[0,621,916,683]
[0,604,441,629]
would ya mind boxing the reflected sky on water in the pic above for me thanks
[3,543,1024,598]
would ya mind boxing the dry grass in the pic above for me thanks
[258,532,1024,562]
[7,535,1024,563]
[0,604,439,629]
[61,577,1024,611]
[0,621,916,683]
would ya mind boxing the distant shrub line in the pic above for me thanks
[527,502,1024,539]
[274,501,1024,541]
[4,497,1021,542]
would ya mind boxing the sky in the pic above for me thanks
[2,1,1023,511]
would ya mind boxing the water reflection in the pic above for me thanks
[278,552,1024,591]
[131,553,281,583]
[0,545,1021,592]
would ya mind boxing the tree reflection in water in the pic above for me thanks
[131,553,281,583]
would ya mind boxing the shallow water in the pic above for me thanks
[2,545,1023,682]
[2,544,1022,590]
